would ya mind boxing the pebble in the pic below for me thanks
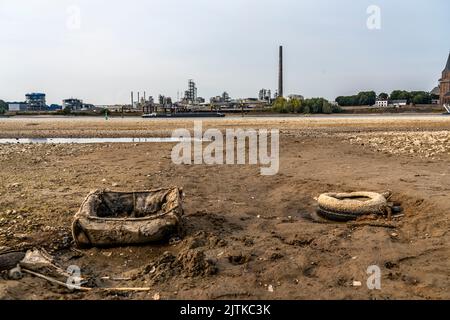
[352,281,362,287]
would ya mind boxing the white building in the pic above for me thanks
[375,100,388,107]
[390,100,408,107]
[8,102,28,111]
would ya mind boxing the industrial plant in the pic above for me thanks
[3,47,449,116]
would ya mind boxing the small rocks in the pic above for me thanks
[390,232,399,238]
[0,246,11,253]
[152,292,161,300]
[13,233,29,240]
[347,131,450,159]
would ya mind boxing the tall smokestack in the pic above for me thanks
[278,45,283,98]
[137,92,140,104]
[131,91,134,107]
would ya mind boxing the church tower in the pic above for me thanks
[439,52,450,105]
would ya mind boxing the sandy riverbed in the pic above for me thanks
[0,116,449,300]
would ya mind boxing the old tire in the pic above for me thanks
[317,191,388,221]
[316,208,361,222]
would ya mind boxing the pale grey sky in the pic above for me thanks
[1,0,449,105]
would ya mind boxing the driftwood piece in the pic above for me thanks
[22,268,151,292]
[22,268,92,292]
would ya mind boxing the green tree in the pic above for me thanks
[272,97,337,114]
[357,91,376,106]
[303,105,311,114]
[0,100,8,114]
[336,92,375,106]
[289,98,302,113]
[272,97,288,113]
[390,90,411,102]
[62,106,72,115]
[331,103,342,113]
[378,92,389,100]
[431,93,440,100]
[322,100,332,114]
[411,92,431,105]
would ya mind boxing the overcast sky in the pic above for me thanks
[1,0,449,105]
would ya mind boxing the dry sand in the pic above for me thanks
[0,116,449,300]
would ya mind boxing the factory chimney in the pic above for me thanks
[131,91,134,107]
[278,45,283,98]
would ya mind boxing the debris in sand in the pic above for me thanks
[8,265,23,280]
[318,192,388,219]
[268,285,274,292]
[153,293,161,300]
[72,188,183,248]
[19,248,73,281]
[22,268,91,292]
[352,281,362,287]
[0,251,26,271]
[22,268,150,292]
[100,276,132,281]
[20,248,56,270]
[316,191,394,222]
[8,183,21,189]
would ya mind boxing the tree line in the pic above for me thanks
[0,100,8,114]
[335,90,440,106]
[272,97,341,114]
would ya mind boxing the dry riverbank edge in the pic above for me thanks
[0,116,449,300]
[0,115,450,138]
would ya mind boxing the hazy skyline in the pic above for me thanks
[1,0,449,105]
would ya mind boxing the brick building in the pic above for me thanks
[439,52,450,105]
